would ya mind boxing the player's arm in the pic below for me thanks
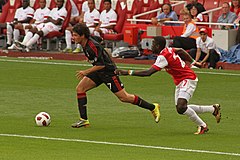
[47,17,63,25]
[76,65,105,80]
[117,67,158,77]
[200,49,210,64]
[18,17,32,23]
[174,48,202,67]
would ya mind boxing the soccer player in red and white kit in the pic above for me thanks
[117,36,221,134]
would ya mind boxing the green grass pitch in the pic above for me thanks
[0,57,239,160]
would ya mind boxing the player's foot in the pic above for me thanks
[8,43,17,50]
[62,48,72,53]
[71,118,90,128]
[151,103,160,123]
[194,126,209,135]
[73,47,82,53]
[213,104,221,123]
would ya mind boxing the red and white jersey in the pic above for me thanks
[33,7,50,24]
[99,8,117,27]
[82,1,89,13]
[70,0,79,17]
[48,7,67,29]
[14,6,34,21]
[152,47,197,85]
[84,9,100,27]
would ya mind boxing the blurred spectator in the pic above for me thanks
[172,13,199,50]
[93,0,117,37]
[151,3,178,26]
[190,4,203,22]
[79,1,89,23]
[63,0,100,53]
[14,0,50,50]
[185,0,205,13]
[69,0,80,26]
[15,0,67,52]
[230,0,240,15]
[0,0,7,13]
[217,2,237,29]
[0,0,34,49]
[189,28,221,69]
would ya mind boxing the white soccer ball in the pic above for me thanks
[35,112,51,126]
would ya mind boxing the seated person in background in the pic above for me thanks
[63,0,100,53]
[16,0,67,52]
[93,0,117,37]
[62,0,89,53]
[172,13,199,50]
[217,2,237,29]
[151,3,178,26]
[230,0,240,16]
[189,28,221,69]
[69,0,80,26]
[0,0,34,49]
[185,0,205,13]
[12,0,50,50]
[190,4,203,22]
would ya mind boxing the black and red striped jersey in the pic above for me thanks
[83,37,116,72]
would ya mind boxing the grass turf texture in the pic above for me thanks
[0,57,240,160]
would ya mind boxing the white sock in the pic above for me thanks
[22,32,33,46]
[26,34,40,47]
[76,43,81,49]
[13,29,20,42]
[65,30,72,49]
[188,104,214,114]
[184,107,207,127]
[6,23,13,44]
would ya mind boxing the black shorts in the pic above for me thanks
[86,71,124,93]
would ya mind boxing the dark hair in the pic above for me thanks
[162,3,172,12]
[190,3,200,17]
[72,23,90,38]
[104,0,111,4]
[154,36,166,51]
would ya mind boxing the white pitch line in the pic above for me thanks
[0,58,240,76]
[0,133,239,157]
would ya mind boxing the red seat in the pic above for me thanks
[33,0,40,10]
[44,0,72,50]
[103,7,127,48]
[204,0,219,10]
[73,0,85,14]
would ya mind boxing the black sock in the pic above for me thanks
[77,93,88,120]
[133,95,155,111]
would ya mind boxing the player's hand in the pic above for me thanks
[193,61,203,68]
[115,69,129,76]
[76,71,86,80]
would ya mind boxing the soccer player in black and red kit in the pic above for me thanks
[71,23,160,128]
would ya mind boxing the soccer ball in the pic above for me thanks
[35,112,51,126]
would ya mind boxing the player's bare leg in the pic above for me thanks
[114,89,160,123]
[72,77,96,128]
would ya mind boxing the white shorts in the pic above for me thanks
[41,22,60,36]
[174,78,198,105]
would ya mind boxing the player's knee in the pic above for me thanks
[118,96,128,103]
[176,99,188,114]
[76,86,85,93]
[176,105,187,114]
